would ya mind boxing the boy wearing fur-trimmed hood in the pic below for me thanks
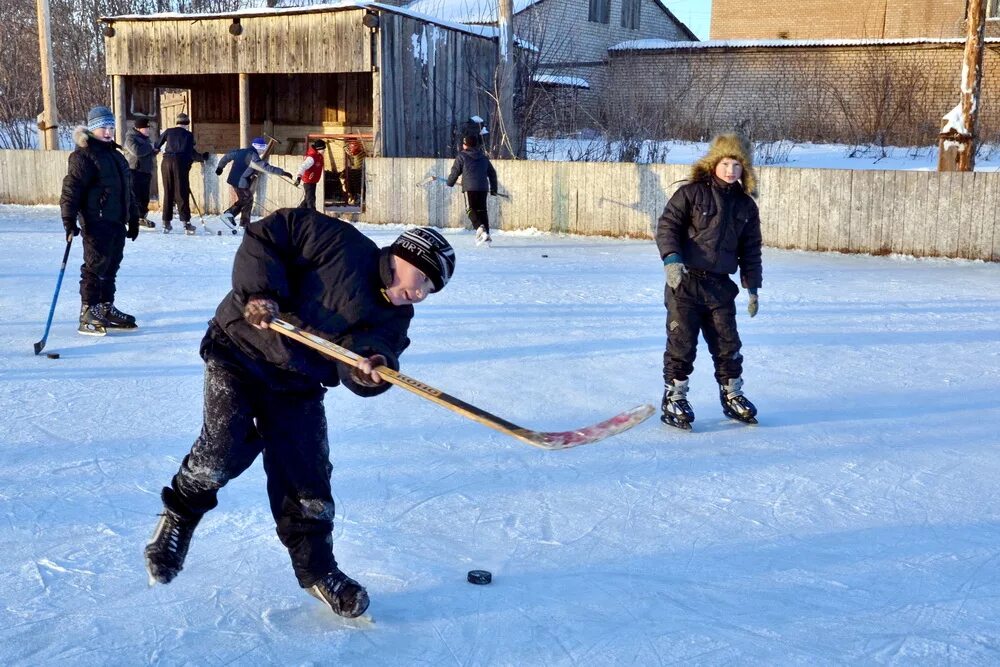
[654,133,762,430]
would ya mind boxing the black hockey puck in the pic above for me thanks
[217,230,222,236]
[46,352,60,359]
[541,254,548,258]
[467,570,492,585]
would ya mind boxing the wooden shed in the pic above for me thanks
[101,2,499,159]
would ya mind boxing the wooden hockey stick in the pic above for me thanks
[269,318,653,450]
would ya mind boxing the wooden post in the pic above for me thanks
[35,0,59,150]
[938,0,986,171]
[113,75,126,145]
[496,0,518,158]
[239,73,250,148]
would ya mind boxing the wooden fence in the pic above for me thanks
[2,150,997,261]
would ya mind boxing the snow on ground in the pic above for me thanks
[526,136,1000,171]
[1,204,999,665]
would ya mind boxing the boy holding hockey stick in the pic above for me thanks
[144,211,455,619]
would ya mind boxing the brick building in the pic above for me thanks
[609,38,1000,146]
[601,1,1000,147]
[709,0,1000,40]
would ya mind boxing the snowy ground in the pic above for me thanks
[1,204,999,665]
[526,137,1000,171]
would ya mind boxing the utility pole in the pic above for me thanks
[496,0,518,158]
[938,0,986,171]
[36,0,60,150]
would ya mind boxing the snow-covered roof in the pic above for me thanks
[532,73,589,89]
[611,36,1000,51]
[406,0,540,24]
[103,1,505,42]
[404,0,698,39]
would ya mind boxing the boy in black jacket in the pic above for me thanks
[655,133,762,430]
[446,133,498,246]
[154,112,208,234]
[144,211,456,619]
[60,105,141,335]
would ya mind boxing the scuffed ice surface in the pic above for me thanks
[1,204,1000,665]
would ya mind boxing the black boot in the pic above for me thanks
[661,378,694,430]
[78,304,109,336]
[307,567,370,618]
[100,302,138,329]
[145,506,201,585]
[719,377,758,424]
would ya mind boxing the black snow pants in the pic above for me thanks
[224,187,255,226]
[162,328,337,587]
[160,156,192,223]
[663,269,743,385]
[79,221,126,305]
[131,170,152,220]
[465,190,490,234]
[298,182,317,211]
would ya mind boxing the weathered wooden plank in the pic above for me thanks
[973,173,997,260]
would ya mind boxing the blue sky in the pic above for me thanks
[662,0,711,39]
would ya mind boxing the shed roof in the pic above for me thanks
[104,0,501,41]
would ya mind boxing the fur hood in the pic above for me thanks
[73,125,91,148]
[73,125,122,151]
[689,133,757,196]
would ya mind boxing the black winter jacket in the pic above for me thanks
[446,148,497,193]
[154,127,205,165]
[209,208,413,394]
[656,177,763,289]
[60,126,139,229]
[124,128,157,173]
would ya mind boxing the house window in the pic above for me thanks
[621,0,641,29]
[589,0,610,24]
[990,0,1000,18]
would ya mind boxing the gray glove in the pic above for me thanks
[748,293,759,318]
[664,262,686,290]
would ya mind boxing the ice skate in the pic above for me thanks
[100,302,138,329]
[78,304,109,336]
[475,226,491,247]
[138,218,156,229]
[183,222,197,235]
[719,377,758,424]
[145,506,201,585]
[661,378,694,430]
[162,221,173,234]
[307,567,370,618]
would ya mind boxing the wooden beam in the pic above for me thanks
[239,72,250,147]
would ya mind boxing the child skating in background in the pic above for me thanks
[446,133,498,246]
[655,133,763,430]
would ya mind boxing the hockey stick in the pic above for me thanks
[34,236,74,355]
[268,318,653,449]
